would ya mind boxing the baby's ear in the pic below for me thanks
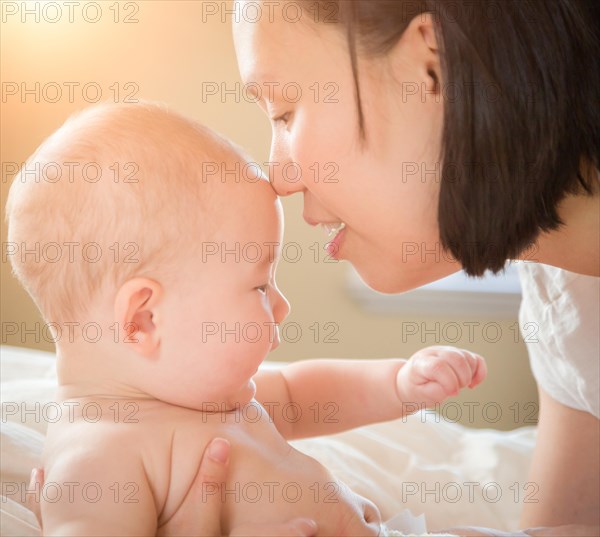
[114,278,163,356]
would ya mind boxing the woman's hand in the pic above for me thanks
[25,437,318,536]
[156,437,230,536]
[157,437,318,536]
[24,467,43,527]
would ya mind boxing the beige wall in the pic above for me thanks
[0,1,537,430]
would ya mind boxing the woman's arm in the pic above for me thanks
[520,387,599,526]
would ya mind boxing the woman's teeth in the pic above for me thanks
[322,222,346,237]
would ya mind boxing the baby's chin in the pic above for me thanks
[223,378,257,410]
[153,379,257,412]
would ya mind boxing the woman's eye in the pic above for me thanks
[272,112,290,126]
[256,285,268,294]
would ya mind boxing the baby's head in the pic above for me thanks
[6,102,289,409]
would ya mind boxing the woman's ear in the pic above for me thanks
[419,12,439,52]
[391,12,441,95]
[114,278,163,357]
[418,13,441,94]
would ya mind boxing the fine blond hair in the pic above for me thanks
[6,101,244,325]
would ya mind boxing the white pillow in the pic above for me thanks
[0,345,536,532]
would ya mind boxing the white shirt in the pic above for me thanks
[518,262,600,419]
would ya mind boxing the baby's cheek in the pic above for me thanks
[251,306,279,349]
[225,334,269,378]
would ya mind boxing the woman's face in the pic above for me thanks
[233,2,460,292]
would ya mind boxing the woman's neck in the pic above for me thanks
[529,187,599,276]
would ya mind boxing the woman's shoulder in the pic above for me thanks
[517,262,599,419]
[517,261,599,305]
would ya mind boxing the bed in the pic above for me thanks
[0,345,536,535]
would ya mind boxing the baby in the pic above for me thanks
[6,102,485,536]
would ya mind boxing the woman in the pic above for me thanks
[232,0,598,533]
[28,1,598,535]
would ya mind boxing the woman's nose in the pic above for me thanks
[268,144,305,197]
[268,162,306,196]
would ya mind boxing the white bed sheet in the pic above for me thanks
[0,345,536,535]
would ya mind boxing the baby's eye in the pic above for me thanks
[256,285,268,295]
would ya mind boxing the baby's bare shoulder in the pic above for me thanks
[43,400,162,474]
[43,399,218,519]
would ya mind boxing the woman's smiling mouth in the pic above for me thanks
[324,223,347,259]
[322,222,346,238]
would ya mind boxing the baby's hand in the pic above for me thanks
[396,346,487,407]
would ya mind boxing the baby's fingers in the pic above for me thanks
[442,349,486,389]
[442,350,475,388]
[416,359,460,396]
[469,354,487,388]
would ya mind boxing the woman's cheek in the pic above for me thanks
[292,108,334,181]
[289,117,311,172]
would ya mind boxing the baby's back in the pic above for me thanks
[43,398,381,536]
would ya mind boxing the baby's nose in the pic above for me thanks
[273,288,290,323]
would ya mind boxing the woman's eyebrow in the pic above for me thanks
[244,72,282,97]
[244,71,275,85]
[245,82,259,98]
[242,71,283,107]
[242,81,264,106]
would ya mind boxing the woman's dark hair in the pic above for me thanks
[302,0,599,276]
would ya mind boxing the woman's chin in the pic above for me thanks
[349,258,407,294]
[352,258,456,295]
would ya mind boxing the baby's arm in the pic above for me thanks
[255,346,486,439]
[41,440,157,536]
